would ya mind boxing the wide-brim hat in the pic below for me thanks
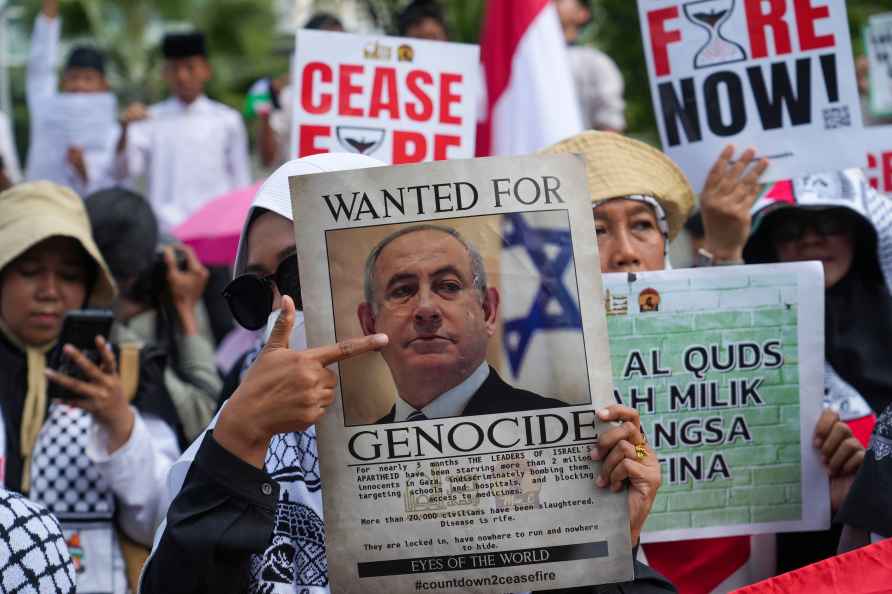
[541,131,695,241]
[0,182,116,307]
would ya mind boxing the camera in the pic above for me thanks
[124,247,188,305]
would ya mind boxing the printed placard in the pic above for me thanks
[866,13,892,117]
[291,30,479,164]
[637,0,864,190]
[601,264,830,542]
[290,155,633,592]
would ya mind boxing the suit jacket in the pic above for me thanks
[377,366,567,423]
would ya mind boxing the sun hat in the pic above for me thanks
[541,131,695,241]
[0,181,116,307]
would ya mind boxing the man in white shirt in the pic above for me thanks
[357,224,565,424]
[120,31,251,232]
[25,0,123,195]
[554,0,626,132]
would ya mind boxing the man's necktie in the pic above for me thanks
[407,410,427,422]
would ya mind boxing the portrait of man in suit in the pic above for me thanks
[357,223,566,424]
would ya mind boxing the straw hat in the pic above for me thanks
[0,182,116,307]
[541,131,695,241]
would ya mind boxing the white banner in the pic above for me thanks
[866,13,892,117]
[290,30,479,164]
[290,155,633,592]
[637,0,864,191]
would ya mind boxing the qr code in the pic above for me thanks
[823,106,851,130]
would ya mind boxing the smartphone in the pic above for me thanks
[47,309,115,401]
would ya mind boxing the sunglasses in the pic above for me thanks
[222,254,301,331]
[769,209,854,244]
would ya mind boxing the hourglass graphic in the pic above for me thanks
[683,0,747,69]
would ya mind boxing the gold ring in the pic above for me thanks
[634,443,648,461]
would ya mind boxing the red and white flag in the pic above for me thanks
[476,0,583,156]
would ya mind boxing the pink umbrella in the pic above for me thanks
[171,182,262,266]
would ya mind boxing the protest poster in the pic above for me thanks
[637,0,864,190]
[41,92,117,151]
[864,127,892,194]
[865,13,892,118]
[290,154,634,592]
[291,30,479,164]
[861,13,892,195]
[597,263,829,542]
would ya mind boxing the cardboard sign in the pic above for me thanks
[290,155,634,592]
[291,30,479,164]
[866,13,892,117]
[637,0,864,190]
[603,264,830,542]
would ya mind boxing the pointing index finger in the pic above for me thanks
[310,334,389,366]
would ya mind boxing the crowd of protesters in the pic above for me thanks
[0,0,890,593]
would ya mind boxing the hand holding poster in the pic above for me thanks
[291,30,479,164]
[290,155,634,592]
[637,0,864,190]
[600,264,829,542]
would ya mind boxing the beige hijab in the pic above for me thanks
[0,182,116,491]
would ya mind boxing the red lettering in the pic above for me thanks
[369,67,400,119]
[867,151,878,189]
[433,135,461,161]
[299,125,330,157]
[884,152,892,193]
[406,70,434,121]
[338,64,364,117]
[793,0,834,51]
[300,62,332,115]
[745,0,792,59]
[392,130,427,163]
[648,7,682,77]
[439,73,462,125]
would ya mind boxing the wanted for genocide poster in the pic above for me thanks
[290,155,633,592]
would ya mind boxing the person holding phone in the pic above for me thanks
[0,181,181,593]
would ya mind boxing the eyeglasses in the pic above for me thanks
[222,254,301,330]
[769,209,854,244]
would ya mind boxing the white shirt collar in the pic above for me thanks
[393,362,490,422]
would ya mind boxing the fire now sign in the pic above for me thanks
[291,30,480,164]
[637,0,865,191]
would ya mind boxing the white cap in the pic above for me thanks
[233,153,385,276]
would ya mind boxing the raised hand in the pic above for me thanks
[700,145,769,264]
[214,296,388,468]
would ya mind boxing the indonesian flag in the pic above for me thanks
[476,0,583,156]
[730,538,892,594]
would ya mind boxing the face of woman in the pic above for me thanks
[0,237,90,346]
[245,211,296,311]
[770,209,856,289]
[594,199,666,273]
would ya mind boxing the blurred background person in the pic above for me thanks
[554,0,625,132]
[86,188,222,443]
[0,182,181,593]
[397,0,450,41]
[26,0,124,195]
[120,30,251,344]
[247,12,345,171]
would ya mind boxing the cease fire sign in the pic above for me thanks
[291,30,480,164]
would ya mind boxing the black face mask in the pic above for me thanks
[222,254,301,331]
